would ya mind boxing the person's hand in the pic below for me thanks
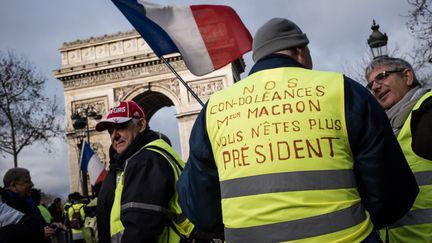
[44,226,56,238]
[51,222,67,231]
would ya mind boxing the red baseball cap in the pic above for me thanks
[95,101,145,132]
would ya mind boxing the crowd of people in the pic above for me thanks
[0,168,99,243]
[1,17,431,243]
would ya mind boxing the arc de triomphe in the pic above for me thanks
[54,30,245,193]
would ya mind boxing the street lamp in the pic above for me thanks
[71,105,102,196]
[367,20,388,59]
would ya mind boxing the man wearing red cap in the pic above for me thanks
[95,101,193,243]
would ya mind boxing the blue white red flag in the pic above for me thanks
[79,142,107,185]
[111,0,252,76]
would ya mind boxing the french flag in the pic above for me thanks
[112,0,252,76]
[79,142,107,186]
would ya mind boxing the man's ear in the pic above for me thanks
[296,46,312,69]
[7,183,16,192]
[403,69,415,87]
[294,47,304,62]
[139,119,147,132]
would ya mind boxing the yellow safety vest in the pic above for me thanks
[206,67,373,242]
[382,91,432,242]
[63,202,71,218]
[37,204,53,224]
[110,139,194,243]
[83,198,98,243]
[68,203,86,240]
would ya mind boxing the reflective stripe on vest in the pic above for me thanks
[0,203,24,226]
[206,67,373,242]
[384,92,432,242]
[111,232,122,243]
[413,170,432,186]
[121,202,170,214]
[390,208,432,228]
[110,139,193,243]
[221,169,357,198]
[226,203,366,243]
[72,231,84,240]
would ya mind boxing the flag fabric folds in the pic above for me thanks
[79,141,107,185]
[112,0,252,76]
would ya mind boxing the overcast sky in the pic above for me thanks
[0,0,415,198]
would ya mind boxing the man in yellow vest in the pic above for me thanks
[67,192,86,243]
[365,57,432,242]
[177,18,419,242]
[30,188,53,225]
[95,101,194,243]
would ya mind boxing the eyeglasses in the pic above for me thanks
[107,120,132,135]
[366,69,404,90]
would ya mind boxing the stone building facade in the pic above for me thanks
[53,30,245,194]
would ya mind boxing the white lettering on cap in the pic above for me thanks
[109,106,126,114]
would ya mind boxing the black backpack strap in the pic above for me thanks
[144,145,194,241]
[145,145,184,172]
[385,227,389,243]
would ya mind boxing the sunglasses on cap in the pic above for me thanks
[107,120,133,135]
[366,69,404,90]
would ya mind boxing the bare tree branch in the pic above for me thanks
[0,51,64,167]
[344,4,432,88]
[406,0,432,86]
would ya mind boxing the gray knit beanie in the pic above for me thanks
[253,18,309,62]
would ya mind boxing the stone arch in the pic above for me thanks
[121,79,181,121]
[54,30,245,194]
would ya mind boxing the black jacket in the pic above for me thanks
[411,95,432,159]
[96,129,174,243]
[0,213,45,243]
[0,189,45,243]
[96,151,118,243]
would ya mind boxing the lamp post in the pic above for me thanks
[71,106,102,196]
[367,20,388,59]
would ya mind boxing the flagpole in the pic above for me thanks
[79,140,89,197]
[160,56,204,107]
